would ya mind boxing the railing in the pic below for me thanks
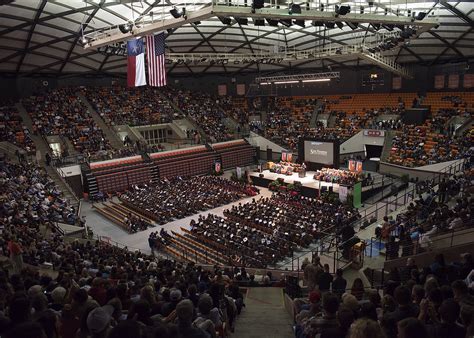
[365,223,474,261]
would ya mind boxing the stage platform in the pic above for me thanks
[249,170,343,197]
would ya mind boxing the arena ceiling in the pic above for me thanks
[0,0,473,76]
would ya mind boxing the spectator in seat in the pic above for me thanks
[349,318,386,338]
[301,293,340,338]
[429,298,466,338]
[382,286,419,338]
[452,280,474,308]
[397,318,428,338]
[170,300,207,338]
[193,294,222,338]
[321,305,355,338]
[351,278,365,301]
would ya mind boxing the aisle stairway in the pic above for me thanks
[76,93,123,149]
[15,103,80,210]
[233,288,294,338]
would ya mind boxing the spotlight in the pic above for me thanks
[235,17,248,25]
[335,21,344,29]
[266,18,279,26]
[289,3,301,14]
[170,7,185,19]
[335,5,350,16]
[81,36,88,44]
[312,21,324,26]
[368,1,374,6]
[346,22,358,30]
[325,22,335,29]
[276,58,283,63]
[360,6,364,14]
[200,58,207,62]
[279,19,292,27]
[118,23,132,34]
[415,12,426,20]
[294,19,305,27]
[254,18,265,26]
[234,60,241,64]
[218,16,232,25]
[320,3,324,11]
[384,8,388,15]
[222,59,229,64]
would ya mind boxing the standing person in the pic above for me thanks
[7,237,23,274]
[45,152,51,166]
[332,269,347,298]
[438,178,447,203]
[318,264,333,293]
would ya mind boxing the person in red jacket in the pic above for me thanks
[7,237,23,274]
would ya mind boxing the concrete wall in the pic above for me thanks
[379,158,464,180]
[340,130,385,155]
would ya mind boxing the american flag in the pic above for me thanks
[146,33,167,87]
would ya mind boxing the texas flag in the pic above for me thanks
[127,38,146,87]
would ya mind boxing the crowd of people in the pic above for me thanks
[292,253,474,338]
[0,104,35,154]
[377,168,473,259]
[161,87,234,143]
[84,86,183,127]
[0,237,248,338]
[183,191,359,268]
[388,124,472,168]
[0,156,252,338]
[313,168,362,186]
[23,88,112,157]
[120,176,258,224]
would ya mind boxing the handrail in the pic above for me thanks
[367,223,474,261]
[54,166,80,204]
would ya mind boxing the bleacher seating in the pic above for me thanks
[150,145,217,178]
[0,104,35,154]
[211,139,256,169]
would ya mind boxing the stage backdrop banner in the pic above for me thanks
[356,161,363,172]
[236,84,246,95]
[339,186,348,202]
[287,152,293,162]
[348,160,356,172]
[353,182,362,208]
[281,152,287,161]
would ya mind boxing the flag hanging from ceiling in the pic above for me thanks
[146,33,167,87]
[127,38,147,87]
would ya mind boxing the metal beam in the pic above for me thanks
[15,0,47,73]
[439,0,474,27]
[429,30,465,58]
[58,1,104,73]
